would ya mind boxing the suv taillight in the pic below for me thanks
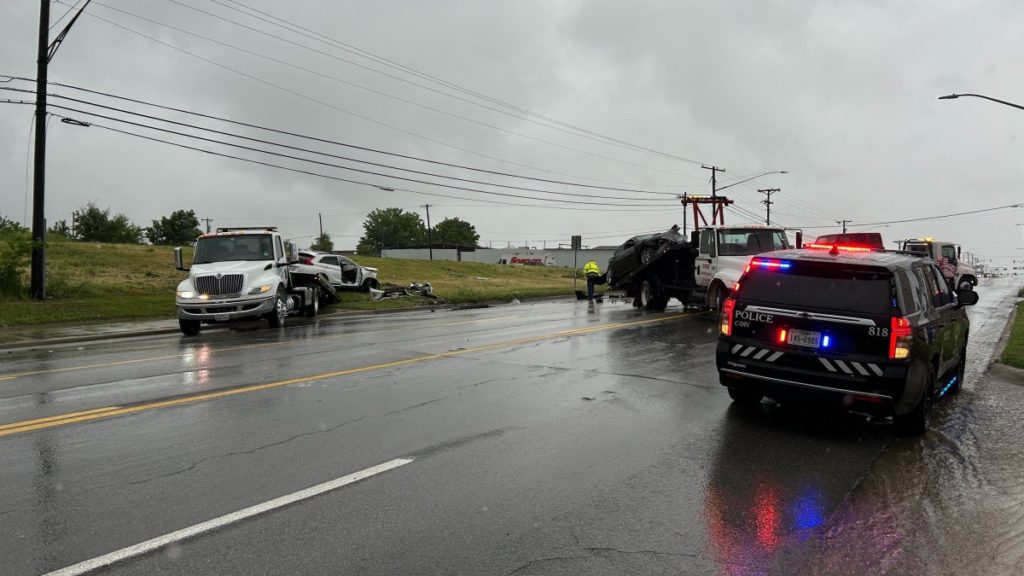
[889,317,912,359]
[720,297,737,336]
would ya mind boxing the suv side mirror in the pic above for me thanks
[174,247,189,271]
[956,288,979,307]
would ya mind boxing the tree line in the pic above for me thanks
[1,205,480,254]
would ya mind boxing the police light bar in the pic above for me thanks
[804,243,874,253]
[745,258,792,274]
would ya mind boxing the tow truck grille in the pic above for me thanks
[194,274,243,296]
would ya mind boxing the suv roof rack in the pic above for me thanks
[215,227,278,232]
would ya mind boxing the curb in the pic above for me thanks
[0,294,579,352]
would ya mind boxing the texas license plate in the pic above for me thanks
[214,313,230,322]
[787,329,821,348]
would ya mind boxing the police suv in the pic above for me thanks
[716,245,978,435]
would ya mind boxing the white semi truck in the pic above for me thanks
[173,227,335,336]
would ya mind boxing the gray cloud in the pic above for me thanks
[1,0,1022,262]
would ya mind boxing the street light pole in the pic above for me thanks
[939,93,1024,112]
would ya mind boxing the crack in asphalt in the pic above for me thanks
[128,415,368,487]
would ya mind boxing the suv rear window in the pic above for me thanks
[740,263,893,315]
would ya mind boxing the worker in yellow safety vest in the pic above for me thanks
[583,260,605,300]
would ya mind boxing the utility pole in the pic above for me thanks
[680,192,688,235]
[421,204,433,260]
[29,0,50,299]
[29,0,91,299]
[702,165,727,224]
[201,218,214,233]
[318,212,323,237]
[836,219,852,233]
[758,188,780,225]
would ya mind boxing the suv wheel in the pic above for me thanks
[267,288,287,328]
[947,345,966,396]
[362,278,379,292]
[728,386,764,405]
[640,244,657,265]
[895,367,935,436]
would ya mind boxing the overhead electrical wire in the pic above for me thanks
[74,0,703,181]
[41,104,678,207]
[0,86,676,203]
[50,3,685,189]
[36,109,682,213]
[199,0,711,170]
[0,79,685,197]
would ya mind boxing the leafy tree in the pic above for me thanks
[431,217,479,247]
[49,219,72,240]
[146,209,202,245]
[0,213,30,297]
[0,214,26,234]
[73,203,142,244]
[310,232,334,252]
[356,208,426,256]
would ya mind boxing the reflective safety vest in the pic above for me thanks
[583,260,600,276]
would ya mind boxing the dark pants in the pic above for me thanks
[586,273,606,298]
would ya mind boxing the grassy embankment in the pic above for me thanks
[0,241,591,327]
[1000,288,1024,369]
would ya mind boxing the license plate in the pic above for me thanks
[787,329,821,348]
[214,313,230,322]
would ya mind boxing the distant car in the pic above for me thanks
[606,226,688,288]
[716,247,978,435]
[296,251,379,291]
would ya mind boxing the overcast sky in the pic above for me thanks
[1,0,1022,265]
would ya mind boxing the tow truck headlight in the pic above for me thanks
[176,290,195,299]
[249,284,272,295]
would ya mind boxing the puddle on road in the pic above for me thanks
[768,281,1024,576]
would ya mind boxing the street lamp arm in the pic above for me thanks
[938,93,1024,112]
[715,170,788,192]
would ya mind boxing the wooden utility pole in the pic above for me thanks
[836,219,852,233]
[201,218,213,233]
[758,188,780,225]
[421,204,433,260]
[29,0,50,299]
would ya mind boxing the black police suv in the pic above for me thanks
[716,247,978,435]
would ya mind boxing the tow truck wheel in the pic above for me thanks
[727,386,764,405]
[304,287,320,317]
[178,319,200,336]
[267,287,287,328]
[957,278,973,291]
[895,367,935,436]
[640,279,668,312]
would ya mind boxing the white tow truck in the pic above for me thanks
[898,238,977,290]
[173,227,336,336]
[608,225,794,311]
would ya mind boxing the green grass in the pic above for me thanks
[1002,301,1024,369]
[0,243,590,327]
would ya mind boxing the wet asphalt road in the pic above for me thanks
[0,280,1016,576]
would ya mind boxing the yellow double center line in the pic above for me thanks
[0,312,696,438]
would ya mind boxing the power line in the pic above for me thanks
[200,0,711,169]
[45,104,677,207]
[51,4,684,189]
[75,0,702,181]
[43,112,681,213]
[16,78,686,196]
[0,86,677,203]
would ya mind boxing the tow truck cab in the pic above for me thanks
[900,238,977,290]
[693,225,791,309]
[716,247,978,434]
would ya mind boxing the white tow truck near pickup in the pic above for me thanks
[898,238,977,290]
[173,227,336,336]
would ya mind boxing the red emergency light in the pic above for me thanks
[804,243,874,253]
